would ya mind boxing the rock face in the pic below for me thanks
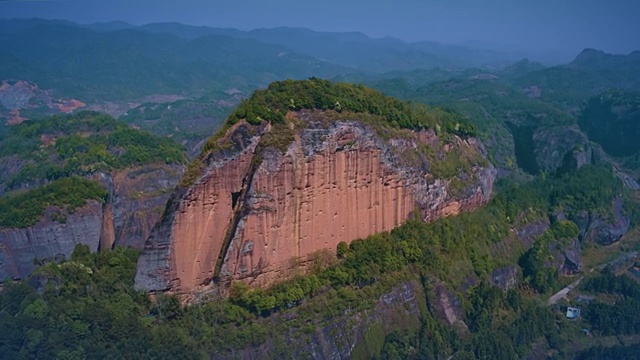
[431,280,466,327]
[491,265,519,290]
[555,238,583,275]
[0,201,103,280]
[533,126,594,173]
[100,164,183,249]
[493,215,585,281]
[135,111,496,295]
[0,164,183,282]
[572,197,630,246]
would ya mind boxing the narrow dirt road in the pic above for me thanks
[546,251,639,306]
[547,277,582,306]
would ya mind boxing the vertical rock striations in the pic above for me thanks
[135,112,496,296]
[135,122,266,293]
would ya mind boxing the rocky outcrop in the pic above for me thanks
[496,198,631,281]
[493,215,584,281]
[533,126,594,173]
[572,197,630,246]
[135,111,496,296]
[555,238,583,275]
[102,164,183,249]
[135,122,265,293]
[0,163,183,282]
[430,280,466,327]
[491,265,519,290]
[514,218,550,250]
[0,201,103,280]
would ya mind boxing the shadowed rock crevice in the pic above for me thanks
[506,123,539,175]
[214,145,264,282]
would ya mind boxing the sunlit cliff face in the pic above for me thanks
[135,112,496,297]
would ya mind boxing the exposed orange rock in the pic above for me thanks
[135,121,266,293]
[100,202,116,250]
[221,144,414,287]
[168,149,256,292]
[5,109,27,125]
[135,114,496,296]
[56,99,86,113]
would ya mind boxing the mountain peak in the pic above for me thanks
[572,48,608,64]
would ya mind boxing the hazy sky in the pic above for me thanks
[1,0,639,55]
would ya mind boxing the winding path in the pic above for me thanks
[546,251,639,306]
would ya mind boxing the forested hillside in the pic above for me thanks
[0,111,185,195]
[0,162,637,359]
[0,111,187,280]
[1,16,640,360]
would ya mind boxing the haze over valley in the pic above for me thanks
[1,2,640,359]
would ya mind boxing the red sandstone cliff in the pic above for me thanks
[135,111,496,296]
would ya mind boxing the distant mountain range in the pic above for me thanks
[0,19,536,77]
[1,18,640,160]
[0,18,547,147]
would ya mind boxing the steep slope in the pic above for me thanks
[1,161,632,359]
[135,79,496,296]
[0,177,107,280]
[0,112,186,280]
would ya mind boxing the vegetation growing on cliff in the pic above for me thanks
[0,176,108,228]
[190,79,484,189]
[0,165,630,358]
[229,165,624,314]
[197,78,480,158]
[0,111,186,190]
[225,78,477,137]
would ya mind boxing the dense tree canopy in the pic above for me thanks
[0,176,108,228]
[225,78,477,135]
[0,111,186,190]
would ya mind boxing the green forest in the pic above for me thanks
[0,163,634,359]
[0,177,108,228]
[224,78,477,136]
[2,19,640,359]
[0,111,186,190]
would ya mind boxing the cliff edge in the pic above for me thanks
[135,79,496,296]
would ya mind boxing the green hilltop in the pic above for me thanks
[0,111,186,228]
[202,78,478,156]
[0,111,186,192]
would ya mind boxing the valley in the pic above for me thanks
[0,17,639,360]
